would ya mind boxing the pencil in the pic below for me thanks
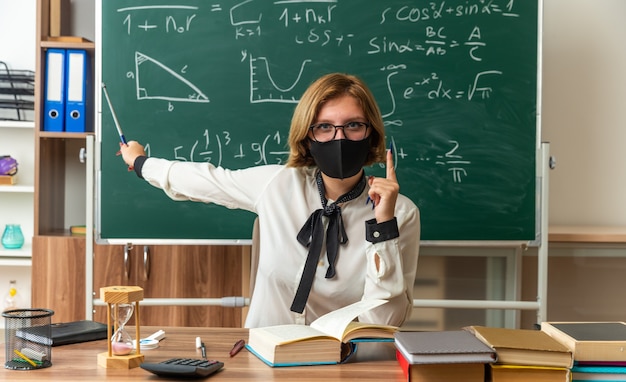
[14,349,37,367]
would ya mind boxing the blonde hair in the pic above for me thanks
[286,73,386,168]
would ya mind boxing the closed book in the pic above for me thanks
[69,225,86,235]
[0,174,17,185]
[489,364,571,382]
[571,364,626,381]
[245,299,396,367]
[541,322,626,362]
[395,348,486,382]
[394,330,496,364]
[466,325,573,368]
[15,320,108,346]
[576,361,626,367]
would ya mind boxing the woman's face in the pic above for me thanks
[308,94,370,142]
[306,94,374,179]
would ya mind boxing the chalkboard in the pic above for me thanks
[97,0,539,243]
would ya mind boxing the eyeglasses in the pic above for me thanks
[309,121,370,142]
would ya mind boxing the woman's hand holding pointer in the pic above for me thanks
[117,141,146,170]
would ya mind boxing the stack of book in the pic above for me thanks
[541,322,626,381]
[394,330,496,381]
[466,325,573,381]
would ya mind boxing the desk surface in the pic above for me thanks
[0,326,403,381]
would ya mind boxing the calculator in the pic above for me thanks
[140,358,224,378]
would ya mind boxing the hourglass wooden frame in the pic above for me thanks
[97,286,144,369]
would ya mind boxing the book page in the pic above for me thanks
[254,324,335,345]
[341,321,396,342]
[310,299,387,341]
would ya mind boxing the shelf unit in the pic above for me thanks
[33,38,95,238]
[30,0,95,323]
[0,121,35,129]
[0,121,34,325]
[0,121,35,267]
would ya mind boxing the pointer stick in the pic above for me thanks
[102,83,133,170]
[101,83,127,144]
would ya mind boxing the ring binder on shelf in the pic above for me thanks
[43,49,66,131]
[65,49,91,132]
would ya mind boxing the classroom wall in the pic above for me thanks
[3,0,623,228]
[80,0,626,228]
[542,0,626,226]
[0,0,36,71]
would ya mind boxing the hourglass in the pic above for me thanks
[97,286,145,369]
[111,303,134,355]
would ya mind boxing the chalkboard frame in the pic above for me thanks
[94,0,542,245]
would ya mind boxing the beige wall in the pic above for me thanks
[521,249,626,328]
[0,0,36,71]
[543,0,626,226]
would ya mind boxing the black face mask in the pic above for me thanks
[309,137,371,179]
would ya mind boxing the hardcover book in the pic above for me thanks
[395,348,488,382]
[15,320,108,346]
[571,364,626,381]
[69,225,86,235]
[541,322,626,362]
[245,299,396,367]
[394,330,497,364]
[0,174,17,185]
[489,364,571,382]
[465,325,573,368]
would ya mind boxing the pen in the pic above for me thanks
[229,339,245,357]
[365,195,374,209]
[366,175,375,209]
[101,83,127,144]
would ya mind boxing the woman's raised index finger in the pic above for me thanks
[386,144,396,181]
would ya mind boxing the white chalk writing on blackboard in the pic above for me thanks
[109,0,525,185]
[144,132,470,183]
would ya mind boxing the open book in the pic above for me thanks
[245,299,396,367]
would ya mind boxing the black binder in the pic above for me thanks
[15,320,108,346]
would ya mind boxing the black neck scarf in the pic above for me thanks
[291,170,367,313]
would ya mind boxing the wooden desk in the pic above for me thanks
[0,326,403,381]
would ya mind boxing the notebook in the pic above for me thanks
[15,320,109,346]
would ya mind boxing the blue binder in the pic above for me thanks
[43,49,66,132]
[65,49,91,132]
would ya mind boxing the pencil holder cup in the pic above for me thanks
[2,308,54,370]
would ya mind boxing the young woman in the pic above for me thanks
[119,73,420,328]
